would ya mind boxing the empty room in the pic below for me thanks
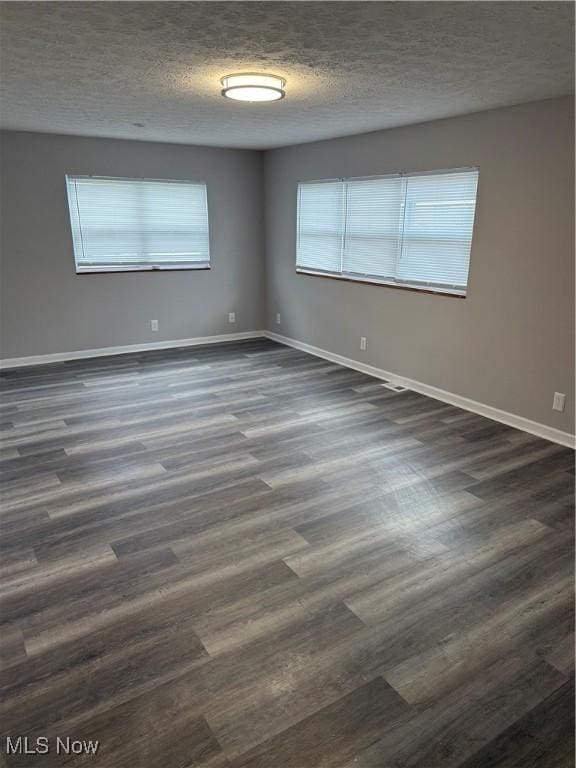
[0,1,574,766]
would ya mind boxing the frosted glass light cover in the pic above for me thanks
[221,73,285,102]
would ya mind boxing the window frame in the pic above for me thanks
[65,175,211,275]
[295,167,479,298]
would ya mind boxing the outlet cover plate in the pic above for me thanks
[553,392,566,412]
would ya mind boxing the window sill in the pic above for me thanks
[295,269,466,298]
[75,265,211,275]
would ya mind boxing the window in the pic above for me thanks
[65,176,210,273]
[296,168,479,295]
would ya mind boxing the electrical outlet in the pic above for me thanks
[360,337,367,351]
[228,312,236,324]
[276,312,281,325]
[552,392,566,412]
[150,319,159,332]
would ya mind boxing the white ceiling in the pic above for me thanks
[0,1,573,150]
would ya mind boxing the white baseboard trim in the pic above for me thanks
[0,331,267,370]
[265,331,575,449]
[2,329,573,449]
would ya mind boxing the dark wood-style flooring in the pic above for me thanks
[0,338,574,767]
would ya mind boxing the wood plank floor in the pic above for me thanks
[0,338,573,767]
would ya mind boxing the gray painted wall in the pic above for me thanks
[265,97,575,432]
[0,131,265,358]
[1,99,574,433]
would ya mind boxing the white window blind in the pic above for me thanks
[398,171,479,289]
[65,176,210,273]
[343,176,404,279]
[296,181,344,274]
[296,168,479,295]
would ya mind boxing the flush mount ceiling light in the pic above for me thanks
[220,73,286,103]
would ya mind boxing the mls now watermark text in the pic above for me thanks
[4,737,99,756]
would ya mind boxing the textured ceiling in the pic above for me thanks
[0,1,574,149]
